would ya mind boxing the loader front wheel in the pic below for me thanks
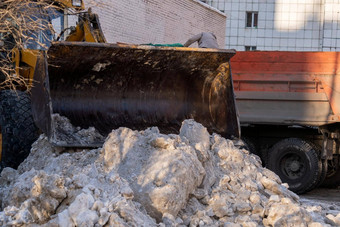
[268,138,321,194]
[0,90,39,170]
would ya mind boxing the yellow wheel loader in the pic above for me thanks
[0,0,239,170]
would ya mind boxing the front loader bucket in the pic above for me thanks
[32,42,239,147]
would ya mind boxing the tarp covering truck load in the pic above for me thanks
[231,51,340,194]
[0,0,239,171]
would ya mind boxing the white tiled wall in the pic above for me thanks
[203,0,340,51]
[77,0,226,47]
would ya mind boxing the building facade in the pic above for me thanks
[77,0,226,47]
[202,0,340,51]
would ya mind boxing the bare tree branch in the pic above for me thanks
[0,0,60,90]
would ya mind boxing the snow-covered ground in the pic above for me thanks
[300,188,340,226]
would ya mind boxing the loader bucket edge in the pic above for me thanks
[32,42,239,147]
[31,52,52,140]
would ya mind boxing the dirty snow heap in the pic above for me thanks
[0,119,338,226]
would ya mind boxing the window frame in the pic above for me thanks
[245,46,257,51]
[246,11,258,28]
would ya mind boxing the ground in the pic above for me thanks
[301,188,340,209]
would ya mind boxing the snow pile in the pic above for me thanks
[0,136,156,226]
[51,114,105,146]
[0,119,337,226]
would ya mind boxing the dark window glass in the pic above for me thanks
[245,46,257,51]
[246,12,252,27]
[246,12,258,28]
[254,13,258,27]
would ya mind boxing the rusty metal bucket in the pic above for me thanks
[32,42,239,147]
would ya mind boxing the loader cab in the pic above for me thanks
[1,0,85,86]
[22,9,57,50]
[10,4,63,86]
[1,0,85,49]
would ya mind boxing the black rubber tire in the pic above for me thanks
[267,138,321,194]
[0,90,39,170]
[321,156,340,188]
[242,137,257,155]
[315,158,328,188]
[321,169,340,188]
[305,142,325,190]
[242,136,265,165]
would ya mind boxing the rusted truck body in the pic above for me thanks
[231,51,340,194]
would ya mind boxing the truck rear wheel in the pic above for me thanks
[268,138,321,194]
[0,90,39,170]
[321,169,340,188]
[305,143,326,190]
[315,159,328,188]
[242,137,257,155]
[321,156,340,188]
[241,137,266,165]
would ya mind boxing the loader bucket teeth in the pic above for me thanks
[32,42,239,147]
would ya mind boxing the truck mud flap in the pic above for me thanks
[32,42,239,147]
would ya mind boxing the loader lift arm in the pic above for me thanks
[63,9,106,43]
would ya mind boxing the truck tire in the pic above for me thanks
[321,169,340,188]
[315,159,328,188]
[242,137,266,165]
[0,90,39,170]
[267,138,321,194]
[321,156,340,188]
[306,142,326,190]
[242,137,257,155]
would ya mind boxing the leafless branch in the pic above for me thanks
[0,0,60,90]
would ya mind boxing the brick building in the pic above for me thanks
[77,0,227,47]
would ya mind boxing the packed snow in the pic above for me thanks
[1,119,340,226]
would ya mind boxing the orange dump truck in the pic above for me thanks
[231,51,340,194]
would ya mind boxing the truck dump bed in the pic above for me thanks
[231,51,340,126]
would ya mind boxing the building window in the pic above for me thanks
[246,12,258,28]
[245,46,257,51]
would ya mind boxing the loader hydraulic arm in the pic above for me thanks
[65,10,106,43]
